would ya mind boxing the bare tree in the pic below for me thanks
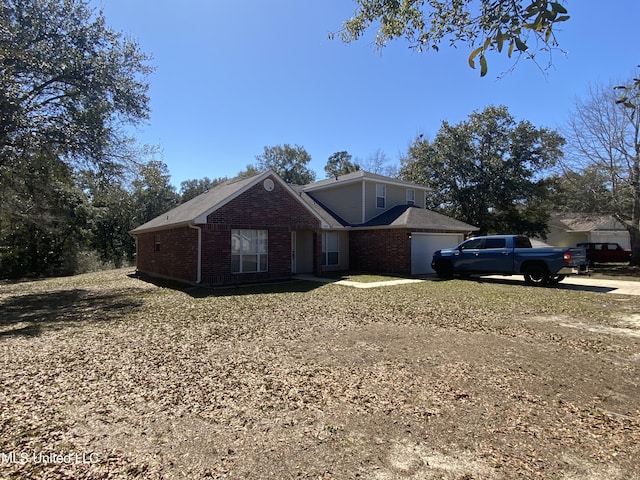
[566,79,640,264]
[360,149,398,177]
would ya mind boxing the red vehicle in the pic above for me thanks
[576,242,632,264]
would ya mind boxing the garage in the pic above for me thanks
[411,233,464,275]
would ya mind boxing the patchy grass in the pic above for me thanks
[1,268,639,479]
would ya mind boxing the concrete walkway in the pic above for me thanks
[295,274,640,295]
[293,274,424,289]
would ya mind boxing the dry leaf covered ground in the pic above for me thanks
[1,269,639,479]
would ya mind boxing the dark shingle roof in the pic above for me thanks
[130,169,477,234]
[130,174,260,234]
[358,205,478,231]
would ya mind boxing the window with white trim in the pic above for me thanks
[376,184,386,208]
[406,189,415,205]
[154,234,161,252]
[231,229,268,273]
[322,232,339,266]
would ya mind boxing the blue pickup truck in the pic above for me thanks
[431,235,590,286]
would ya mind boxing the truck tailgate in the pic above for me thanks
[566,247,590,273]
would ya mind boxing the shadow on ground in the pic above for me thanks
[457,275,617,294]
[129,272,324,298]
[0,289,145,338]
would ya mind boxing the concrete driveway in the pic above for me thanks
[554,276,640,295]
[298,274,640,295]
[483,275,640,295]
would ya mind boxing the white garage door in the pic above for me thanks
[590,232,631,250]
[411,233,464,275]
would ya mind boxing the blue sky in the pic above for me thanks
[94,1,639,188]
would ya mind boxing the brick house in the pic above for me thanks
[130,169,477,285]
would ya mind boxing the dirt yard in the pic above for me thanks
[1,269,639,479]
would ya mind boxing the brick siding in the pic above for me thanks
[136,175,322,286]
[349,229,413,275]
[349,228,445,275]
[134,174,462,284]
[200,177,321,285]
[135,227,198,283]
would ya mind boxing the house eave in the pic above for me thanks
[129,221,192,236]
[349,224,478,232]
[192,170,330,228]
[303,175,429,194]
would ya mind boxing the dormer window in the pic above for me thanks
[376,184,386,208]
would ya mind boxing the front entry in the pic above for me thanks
[291,231,314,274]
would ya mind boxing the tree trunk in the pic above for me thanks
[629,226,640,266]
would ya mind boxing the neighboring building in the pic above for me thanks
[130,170,477,286]
[545,212,631,249]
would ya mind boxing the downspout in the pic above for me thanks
[188,222,202,284]
[361,181,366,224]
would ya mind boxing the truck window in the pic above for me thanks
[460,238,484,250]
[485,238,506,248]
[514,237,532,248]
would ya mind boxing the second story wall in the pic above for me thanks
[308,181,363,225]
[363,181,425,223]
[304,172,428,226]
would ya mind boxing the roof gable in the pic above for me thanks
[130,170,330,234]
[302,170,428,192]
[550,212,628,232]
[130,169,475,235]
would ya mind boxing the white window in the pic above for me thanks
[231,229,268,273]
[376,184,386,208]
[154,234,161,252]
[406,189,415,206]
[322,232,339,266]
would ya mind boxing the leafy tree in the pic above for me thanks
[254,144,316,185]
[324,151,360,178]
[180,177,226,203]
[615,69,640,109]
[237,164,261,179]
[132,161,179,225]
[0,0,152,278]
[400,105,564,236]
[566,76,640,264]
[0,151,89,277]
[550,166,623,214]
[78,165,135,268]
[0,0,152,169]
[333,0,570,76]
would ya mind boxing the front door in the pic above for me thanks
[291,231,314,274]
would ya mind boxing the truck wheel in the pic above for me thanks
[523,265,549,286]
[434,261,454,279]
